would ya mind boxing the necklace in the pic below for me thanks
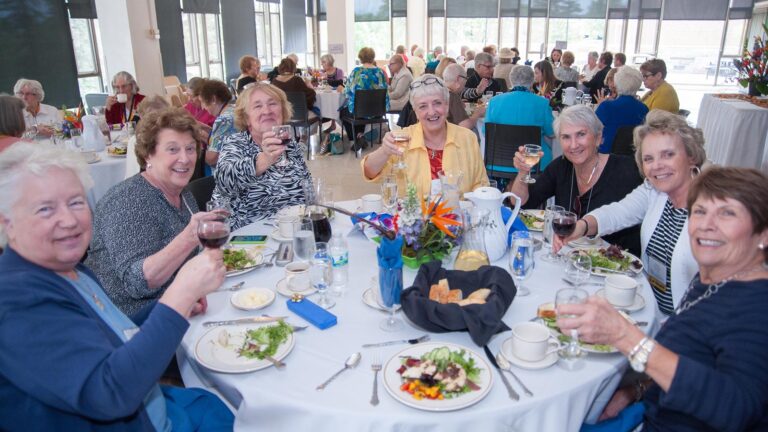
[63,271,105,310]
[575,156,600,186]
[675,265,767,315]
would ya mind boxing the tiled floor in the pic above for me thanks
[305,135,381,202]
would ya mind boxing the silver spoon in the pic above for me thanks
[217,281,245,292]
[316,352,362,390]
[495,354,534,397]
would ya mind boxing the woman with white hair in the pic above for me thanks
[362,74,489,199]
[105,71,146,126]
[508,105,642,256]
[580,51,600,82]
[595,66,649,153]
[0,142,233,430]
[320,53,345,84]
[13,78,63,138]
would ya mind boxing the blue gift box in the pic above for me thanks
[286,297,337,330]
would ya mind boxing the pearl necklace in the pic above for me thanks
[675,265,767,315]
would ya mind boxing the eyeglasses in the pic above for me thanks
[410,77,445,90]
[458,75,468,80]
[15,91,36,97]
[476,63,494,69]
[642,73,656,79]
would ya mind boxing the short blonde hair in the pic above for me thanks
[233,83,293,131]
[239,55,259,74]
[135,108,202,170]
[358,47,376,64]
[634,109,706,178]
[561,51,575,66]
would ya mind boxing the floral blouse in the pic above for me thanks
[208,104,237,153]
[212,130,311,230]
[344,66,389,113]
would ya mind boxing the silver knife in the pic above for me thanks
[483,345,519,401]
[202,315,288,328]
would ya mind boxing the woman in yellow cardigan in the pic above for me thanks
[362,74,489,198]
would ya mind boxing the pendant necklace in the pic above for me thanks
[676,264,767,315]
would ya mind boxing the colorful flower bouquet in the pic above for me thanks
[393,184,462,268]
[734,23,768,96]
[57,104,85,138]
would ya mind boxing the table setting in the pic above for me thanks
[177,185,658,432]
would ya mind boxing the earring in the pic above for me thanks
[759,243,765,250]
[146,163,152,169]
[690,166,701,179]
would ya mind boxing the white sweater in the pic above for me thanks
[587,183,698,316]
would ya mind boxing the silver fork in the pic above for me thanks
[253,345,285,369]
[370,355,382,406]
[217,281,245,292]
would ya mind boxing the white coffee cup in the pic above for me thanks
[508,322,561,362]
[361,194,383,213]
[278,215,297,238]
[285,262,310,292]
[604,275,638,307]
[116,93,128,103]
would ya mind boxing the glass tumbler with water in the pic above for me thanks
[541,204,565,262]
[311,242,335,309]
[555,287,589,360]
[293,216,316,262]
[509,231,534,296]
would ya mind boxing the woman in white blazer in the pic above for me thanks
[555,110,707,319]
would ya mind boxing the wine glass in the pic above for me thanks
[509,231,534,297]
[311,242,334,309]
[381,175,398,215]
[70,128,84,152]
[292,217,316,262]
[272,125,294,168]
[521,144,542,184]
[197,219,230,249]
[552,210,578,261]
[379,263,404,331]
[391,129,410,169]
[564,253,592,287]
[555,287,589,361]
[206,198,232,222]
[541,204,565,262]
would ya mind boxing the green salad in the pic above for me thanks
[520,212,544,230]
[223,248,256,271]
[540,315,614,353]
[238,321,292,360]
[581,245,639,272]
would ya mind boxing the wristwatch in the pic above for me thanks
[629,337,656,373]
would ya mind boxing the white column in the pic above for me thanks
[95,0,164,97]
[407,0,427,53]
[326,0,355,74]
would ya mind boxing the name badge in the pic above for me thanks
[647,256,667,293]
[123,327,140,340]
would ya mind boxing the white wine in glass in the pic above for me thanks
[381,175,398,214]
[521,144,542,184]
[391,130,410,169]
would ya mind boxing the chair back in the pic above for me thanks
[84,93,108,114]
[286,91,310,123]
[484,123,541,179]
[353,89,387,118]
[185,176,216,211]
[163,75,181,87]
[678,109,690,118]
[612,125,636,156]
[493,78,508,93]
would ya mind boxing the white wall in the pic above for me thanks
[407,0,427,52]
[326,0,356,73]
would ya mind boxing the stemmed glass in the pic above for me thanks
[555,287,589,361]
[311,242,334,309]
[381,175,398,215]
[520,144,542,184]
[509,231,534,296]
[551,210,578,262]
[541,204,565,262]
[206,198,232,222]
[564,254,592,287]
[391,129,410,170]
[197,219,230,249]
[272,125,294,168]
[379,263,404,331]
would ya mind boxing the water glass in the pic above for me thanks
[272,125,294,168]
[541,204,565,262]
[381,175,398,214]
[293,216,316,262]
[311,242,334,309]
[509,231,534,297]
[564,254,592,286]
[555,287,589,361]
[206,197,232,222]
[379,265,404,331]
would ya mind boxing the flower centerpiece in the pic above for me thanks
[734,23,768,96]
[56,104,85,138]
[393,184,462,268]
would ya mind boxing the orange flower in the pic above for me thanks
[422,196,461,238]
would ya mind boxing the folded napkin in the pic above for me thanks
[400,261,516,346]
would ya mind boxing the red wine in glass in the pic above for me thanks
[198,221,230,248]
[553,212,577,239]
[310,212,332,243]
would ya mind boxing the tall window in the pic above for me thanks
[182,12,225,80]
[254,1,282,67]
[354,0,392,59]
[68,18,105,96]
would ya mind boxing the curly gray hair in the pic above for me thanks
[613,66,643,96]
[509,65,534,88]
[0,142,93,246]
[554,104,604,139]
[13,78,45,102]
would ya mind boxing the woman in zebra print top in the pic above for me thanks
[212,83,311,230]
[554,109,706,318]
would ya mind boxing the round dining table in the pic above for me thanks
[86,150,127,207]
[178,200,658,432]
[315,89,345,121]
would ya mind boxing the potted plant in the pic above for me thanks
[734,23,768,97]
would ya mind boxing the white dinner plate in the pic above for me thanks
[520,209,545,232]
[500,338,558,370]
[571,247,644,277]
[230,287,276,311]
[224,247,269,277]
[275,278,317,297]
[595,289,646,312]
[383,342,493,412]
[194,324,295,373]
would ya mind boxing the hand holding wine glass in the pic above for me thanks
[551,210,577,260]
[271,125,294,168]
[519,144,542,184]
[390,129,410,169]
[197,218,231,249]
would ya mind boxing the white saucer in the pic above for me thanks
[230,287,276,311]
[275,278,316,297]
[362,287,401,312]
[595,289,646,312]
[270,228,293,243]
[501,338,558,370]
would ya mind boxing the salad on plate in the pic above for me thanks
[574,245,643,276]
[396,346,483,401]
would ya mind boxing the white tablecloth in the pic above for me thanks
[87,151,126,206]
[697,94,768,170]
[316,91,345,121]
[179,200,657,431]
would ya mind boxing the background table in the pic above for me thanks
[87,150,126,207]
[316,90,345,121]
[697,94,768,170]
[179,201,657,431]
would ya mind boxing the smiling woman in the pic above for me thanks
[86,108,222,316]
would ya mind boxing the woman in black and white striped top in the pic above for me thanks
[554,109,707,318]
[212,83,311,230]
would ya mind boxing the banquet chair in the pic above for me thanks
[678,109,691,118]
[493,78,509,93]
[163,75,181,87]
[84,93,108,115]
[611,125,637,156]
[185,176,215,211]
[340,89,388,154]
[285,92,322,157]
[484,123,541,179]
